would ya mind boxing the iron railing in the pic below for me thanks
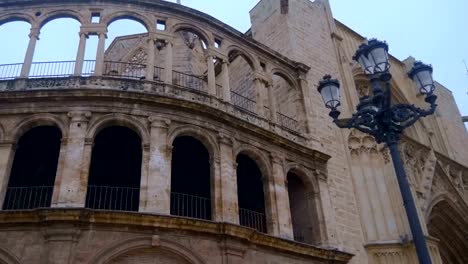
[277,112,300,132]
[231,90,256,114]
[85,185,139,212]
[2,186,53,210]
[81,60,96,76]
[172,70,206,91]
[29,61,76,78]
[170,192,211,220]
[293,229,306,243]
[0,63,22,80]
[239,207,267,233]
[103,61,146,79]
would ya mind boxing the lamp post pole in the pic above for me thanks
[317,39,437,264]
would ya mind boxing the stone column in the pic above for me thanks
[0,143,15,205]
[74,31,87,76]
[145,38,156,81]
[142,117,171,214]
[214,134,239,223]
[206,53,216,96]
[267,83,278,122]
[52,111,91,207]
[164,41,173,84]
[94,31,107,76]
[254,77,266,116]
[20,27,40,78]
[269,154,294,239]
[221,60,231,102]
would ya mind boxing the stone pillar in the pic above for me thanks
[266,83,278,122]
[94,31,107,76]
[142,117,171,214]
[268,154,293,239]
[254,77,266,116]
[206,53,216,96]
[164,41,173,84]
[221,60,231,102]
[0,143,15,206]
[316,171,340,247]
[214,134,239,223]
[145,38,156,81]
[52,111,91,207]
[74,31,87,76]
[20,27,40,78]
[298,74,315,135]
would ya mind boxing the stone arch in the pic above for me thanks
[168,125,219,161]
[271,68,299,89]
[8,114,67,143]
[226,45,257,71]
[101,11,153,32]
[89,236,205,264]
[37,9,84,29]
[233,144,271,179]
[171,23,211,48]
[86,114,150,145]
[0,246,20,264]
[0,13,34,25]
[284,164,319,194]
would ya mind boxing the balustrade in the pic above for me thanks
[239,207,267,233]
[3,186,53,210]
[170,192,211,220]
[85,185,139,211]
[230,90,256,114]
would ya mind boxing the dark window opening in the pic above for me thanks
[156,20,166,31]
[236,154,267,233]
[214,38,222,49]
[3,126,61,210]
[91,12,100,23]
[170,136,211,220]
[288,172,314,244]
[85,126,142,211]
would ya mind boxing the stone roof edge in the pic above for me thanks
[0,0,310,73]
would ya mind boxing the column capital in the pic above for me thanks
[148,117,171,128]
[218,133,233,146]
[67,111,92,122]
[29,27,40,40]
[270,153,284,164]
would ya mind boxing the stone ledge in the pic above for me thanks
[0,208,353,263]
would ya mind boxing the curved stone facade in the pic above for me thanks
[0,0,467,263]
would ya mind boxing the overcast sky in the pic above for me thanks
[0,0,466,120]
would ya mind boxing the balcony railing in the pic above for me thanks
[277,112,300,132]
[154,66,164,82]
[85,185,139,212]
[293,229,306,243]
[170,192,211,220]
[103,61,146,79]
[231,90,256,114]
[2,186,53,210]
[239,207,267,233]
[172,70,206,91]
[0,63,22,80]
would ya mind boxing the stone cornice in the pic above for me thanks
[0,209,353,263]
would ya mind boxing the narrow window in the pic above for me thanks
[157,20,166,31]
[91,12,100,23]
[214,38,222,49]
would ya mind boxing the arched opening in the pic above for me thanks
[272,73,302,132]
[172,28,208,91]
[236,154,267,233]
[287,172,315,244]
[0,21,31,79]
[103,18,148,79]
[32,18,81,77]
[85,126,142,211]
[3,126,61,210]
[229,51,257,113]
[170,136,211,220]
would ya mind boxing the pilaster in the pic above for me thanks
[0,143,15,207]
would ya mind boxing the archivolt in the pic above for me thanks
[37,9,84,28]
[168,124,219,160]
[0,13,34,26]
[171,23,211,48]
[233,144,271,180]
[86,114,150,145]
[8,113,67,142]
[101,11,153,32]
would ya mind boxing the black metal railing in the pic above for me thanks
[2,186,53,210]
[0,63,22,80]
[231,90,256,114]
[154,66,164,82]
[85,185,139,212]
[172,70,206,91]
[29,61,76,78]
[103,61,146,79]
[170,192,211,220]
[82,60,96,76]
[293,229,306,243]
[277,112,300,132]
[239,207,267,233]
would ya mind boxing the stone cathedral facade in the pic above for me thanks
[0,0,466,263]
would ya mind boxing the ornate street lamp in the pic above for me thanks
[317,39,436,264]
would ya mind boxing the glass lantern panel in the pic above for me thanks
[358,55,374,75]
[416,70,435,94]
[369,47,389,73]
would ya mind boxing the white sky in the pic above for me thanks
[0,0,467,121]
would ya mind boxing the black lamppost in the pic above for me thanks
[317,39,436,264]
